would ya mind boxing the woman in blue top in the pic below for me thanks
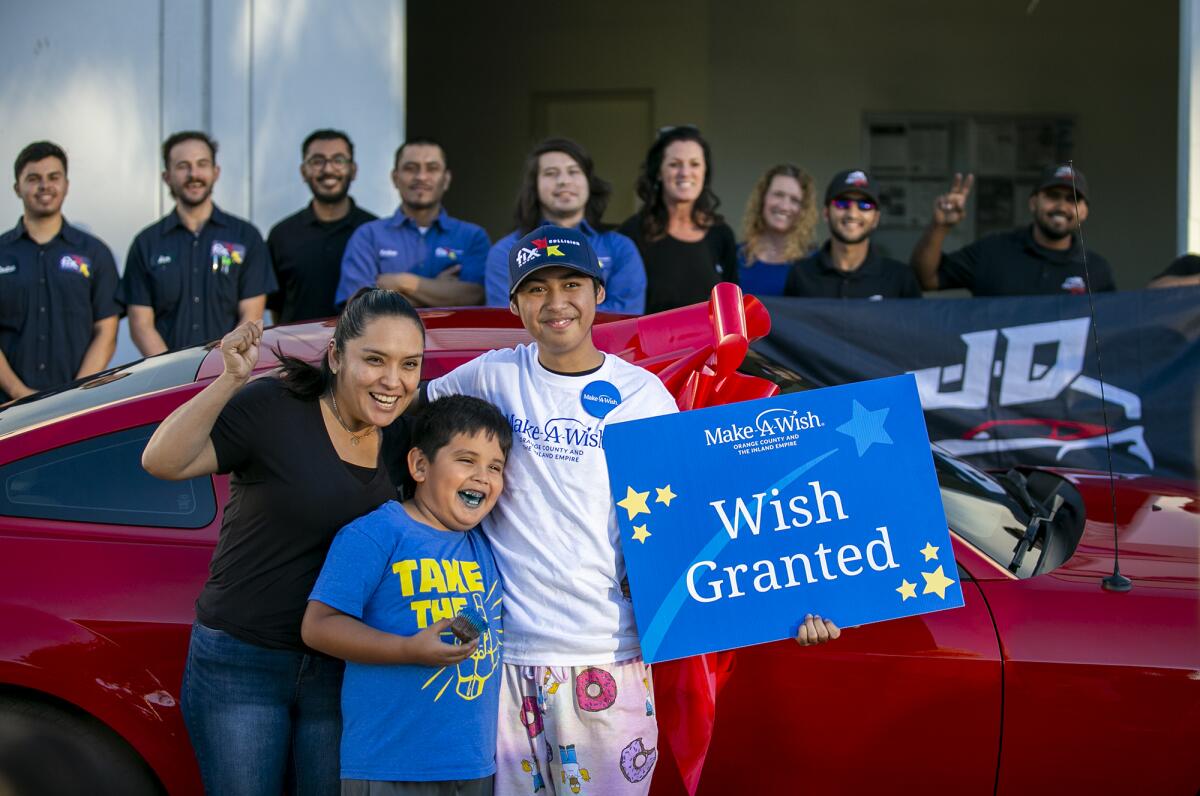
[737,164,818,297]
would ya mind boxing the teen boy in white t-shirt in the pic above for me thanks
[426,225,677,794]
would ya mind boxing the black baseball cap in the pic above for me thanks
[508,225,605,296]
[824,169,880,205]
[1035,164,1089,200]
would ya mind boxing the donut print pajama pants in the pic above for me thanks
[495,659,658,795]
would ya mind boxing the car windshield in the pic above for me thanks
[0,346,210,440]
[740,349,1039,577]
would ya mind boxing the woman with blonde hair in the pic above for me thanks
[737,164,818,296]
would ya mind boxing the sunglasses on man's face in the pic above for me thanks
[830,198,877,212]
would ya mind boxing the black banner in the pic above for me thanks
[754,289,1200,481]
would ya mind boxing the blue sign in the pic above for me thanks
[603,374,962,663]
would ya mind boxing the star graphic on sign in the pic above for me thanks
[655,485,677,507]
[617,486,651,520]
[631,524,651,544]
[835,400,893,456]
[920,542,939,562]
[896,579,917,601]
[921,566,955,599]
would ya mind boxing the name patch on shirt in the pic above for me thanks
[59,254,91,278]
[379,248,399,258]
[211,241,245,274]
[434,246,462,260]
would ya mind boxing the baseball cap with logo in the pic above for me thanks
[1034,164,1089,200]
[508,225,605,296]
[824,169,881,206]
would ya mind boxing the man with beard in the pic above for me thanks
[483,137,646,312]
[266,130,376,322]
[122,131,275,355]
[910,165,1116,295]
[0,141,120,401]
[782,169,921,299]
[336,138,488,307]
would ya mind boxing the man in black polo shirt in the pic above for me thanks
[0,141,120,401]
[267,129,376,322]
[910,165,1116,295]
[121,131,276,355]
[783,169,922,299]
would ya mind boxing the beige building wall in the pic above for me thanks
[410,0,1176,289]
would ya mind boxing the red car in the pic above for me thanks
[0,291,1197,795]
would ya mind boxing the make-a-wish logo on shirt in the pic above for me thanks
[211,241,245,274]
[59,254,91,278]
[434,246,462,260]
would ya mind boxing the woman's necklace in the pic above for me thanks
[327,391,375,446]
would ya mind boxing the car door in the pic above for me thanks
[689,547,1002,795]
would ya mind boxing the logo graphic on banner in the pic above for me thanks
[605,374,961,663]
[754,294,1193,479]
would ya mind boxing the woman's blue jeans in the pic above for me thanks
[182,621,344,795]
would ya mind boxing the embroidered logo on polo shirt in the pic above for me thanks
[156,255,172,265]
[379,248,399,258]
[1061,276,1086,294]
[0,264,16,275]
[211,241,245,275]
[434,246,462,260]
[59,254,91,278]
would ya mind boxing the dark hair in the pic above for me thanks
[513,138,612,235]
[14,141,68,181]
[162,131,218,169]
[393,137,446,170]
[276,288,424,400]
[411,395,513,462]
[634,126,723,242]
[302,129,354,160]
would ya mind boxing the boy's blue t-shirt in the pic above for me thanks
[309,500,503,782]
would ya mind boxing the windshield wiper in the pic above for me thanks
[1008,491,1065,573]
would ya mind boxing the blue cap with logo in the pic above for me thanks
[508,225,605,296]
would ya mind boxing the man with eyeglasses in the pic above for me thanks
[909,165,1116,295]
[782,169,921,299]
[336,137,489,307]
[267,130,377,322]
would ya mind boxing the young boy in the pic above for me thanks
[302,395,513,795]
[424,226,679,794]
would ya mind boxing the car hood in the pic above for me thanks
[1054,470,1199,587]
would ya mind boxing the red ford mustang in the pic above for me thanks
[0,292,1197,795]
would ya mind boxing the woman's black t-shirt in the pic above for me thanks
[619,214,739,314]
[197,377,395,651]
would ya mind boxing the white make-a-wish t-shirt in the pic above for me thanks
[427,342,678,665]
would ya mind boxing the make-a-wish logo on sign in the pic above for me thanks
[603,374,961,663]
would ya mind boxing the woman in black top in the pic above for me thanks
[619,125,738,313]
[142,288,424,795]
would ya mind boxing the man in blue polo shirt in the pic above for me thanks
[336,138,489,307]
[483,137,646,313]
[1,141,120,401]
[121,131,275,355]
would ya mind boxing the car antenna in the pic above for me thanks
[1069,160,1131,592]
